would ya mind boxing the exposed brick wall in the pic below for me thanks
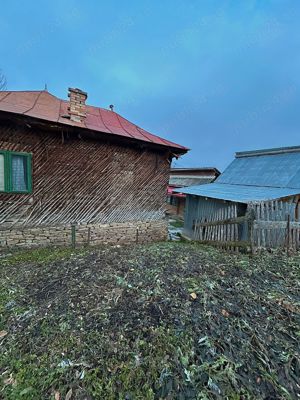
[0,220,168,248]
[68,87,88,123]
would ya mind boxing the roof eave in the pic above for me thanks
[0,110,188,154]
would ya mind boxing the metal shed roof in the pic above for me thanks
[175,183,300,203]
[217,146,300,189]
[169,177,215,187]
[174,146,300,203]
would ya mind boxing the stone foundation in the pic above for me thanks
[0,220,168,249]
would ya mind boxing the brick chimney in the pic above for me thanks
[68,88,88,123]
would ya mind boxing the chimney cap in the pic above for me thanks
[68,87,88,98]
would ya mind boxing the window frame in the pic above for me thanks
[0,150,32,194]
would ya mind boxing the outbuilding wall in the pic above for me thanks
[183,195,247,238]
[0,122,169,248]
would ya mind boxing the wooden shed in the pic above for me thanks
[166,167,220,217]
[177,146,300,250]
[0,88,187,248]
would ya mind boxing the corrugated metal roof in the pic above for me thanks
[169,177,215,186]
[170,167,221,174]
[217,147,300,189]
[0,90,188,152]
[236,145,300,158]
[175,183,300,203]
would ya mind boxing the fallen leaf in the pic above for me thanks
[65,388,72,400]
[55,391,60,400]
[0,330,7,338]
[221,309,230,317]
[190,292,197,300]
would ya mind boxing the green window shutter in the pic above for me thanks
[0,150,32,193]
[0,153,4,191]
[3,151,11,192]
[27,154,32,193]
[7,152,12,192]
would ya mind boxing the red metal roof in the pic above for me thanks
[0,90,188,152]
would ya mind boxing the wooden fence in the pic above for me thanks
[250,200,300,251]
[192,200,300,253]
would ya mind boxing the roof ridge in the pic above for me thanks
[0,90,45,93]
[236,145,300,158]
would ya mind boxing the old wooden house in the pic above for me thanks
[177,146,300,249]
[166,167,220,216]
[0,88,187,248]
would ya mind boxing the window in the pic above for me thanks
[0,151,32,193]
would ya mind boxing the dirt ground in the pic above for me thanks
[0,242,299,399]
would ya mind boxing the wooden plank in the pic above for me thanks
[221,208,225,242]
[254,220,300,229]
[247,208,255,254]
[286,214,291,256]
[255,204,260,248]
[261,203,266,248]
[229,205,234,251]
[194,215,249,228]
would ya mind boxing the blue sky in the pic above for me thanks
[1,0,300,170]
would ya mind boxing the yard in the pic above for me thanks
[0,243,299,400]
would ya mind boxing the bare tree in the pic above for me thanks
[0,70,7,91]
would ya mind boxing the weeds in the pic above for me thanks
[0,242,299,399]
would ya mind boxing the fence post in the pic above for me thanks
[286,214,291,257]
[71,223,76,248]
[87,227,91,246]
[247,209,255,255]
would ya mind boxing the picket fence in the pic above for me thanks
[192,200,300,253]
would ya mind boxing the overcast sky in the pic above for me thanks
[1,0,300,170]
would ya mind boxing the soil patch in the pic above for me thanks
[0,243,299,399]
